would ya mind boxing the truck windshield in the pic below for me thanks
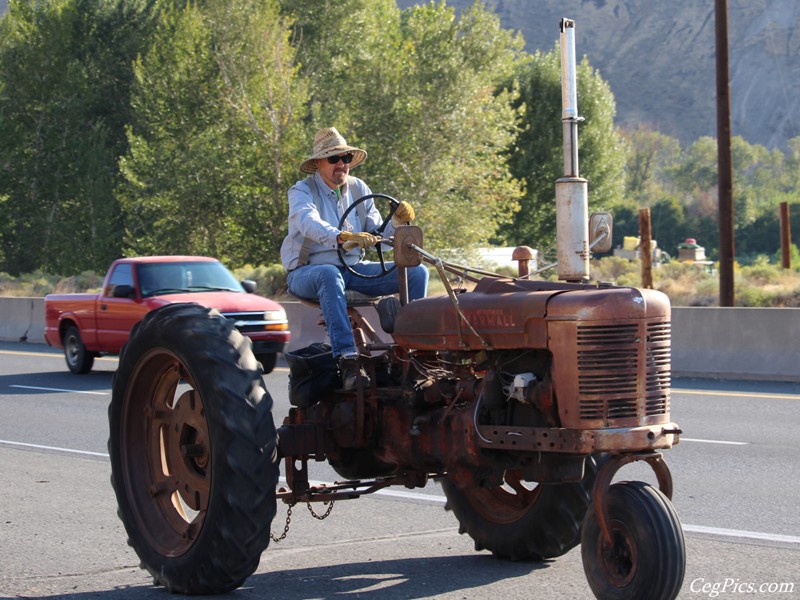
[137,261,244,298]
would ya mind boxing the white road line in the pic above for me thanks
[9,384,109,396]
[683,524,800,545]
[3,440,798,545]
[680,437,749,446]
[0,349,117,362]
[0,382,758,447]
[673,388,800,401]
[0,439,109,458]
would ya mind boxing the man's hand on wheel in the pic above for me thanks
[391,201,415,227]
[338,230,380,250]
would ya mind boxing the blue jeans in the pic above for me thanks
[287,262,429,357]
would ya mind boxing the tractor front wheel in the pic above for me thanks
[581,481,685,600]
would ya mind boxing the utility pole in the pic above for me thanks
[780,202,792,269]
[639,208,653,289]
[716,0,735,306]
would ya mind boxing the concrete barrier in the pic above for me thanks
[671,306,800,382]
[281,303,799,382]
[0,297,46,344]
[283,302,391,353]
[2,297,798,382]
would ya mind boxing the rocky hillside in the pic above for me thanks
[397,0,799,149]
[3,0,796,148]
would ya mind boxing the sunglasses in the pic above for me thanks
[326,153,354,165]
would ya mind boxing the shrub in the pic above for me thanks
[233,264,288,298]
[0,270,73,297]
[740,256,781,285]
[53,271,104,294]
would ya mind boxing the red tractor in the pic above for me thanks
[107,19,685,600]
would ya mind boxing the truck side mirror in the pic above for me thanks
[589,212,613,254]
[112,284,136,299]
[241,280,257,294]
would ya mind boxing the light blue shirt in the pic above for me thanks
[280,172,392,271]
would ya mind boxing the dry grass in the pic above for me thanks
[589,256,800,307]
[2,257,799,307]
[0,270,104,297]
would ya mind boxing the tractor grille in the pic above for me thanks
[575,321,671,425]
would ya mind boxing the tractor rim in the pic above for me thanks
[120,349,211,556]
[598,519,638,587]
[466,469,542,523]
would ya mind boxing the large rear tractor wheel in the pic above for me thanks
[108,303,279,594]
[442,455,600,560]
[581,481,685,600]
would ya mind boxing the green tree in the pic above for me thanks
[670,135,797,261]
[649,196,687,257]
[787,137,800,191]
[118,0,307,265]
[282,0,525,254]
[0,0,156,275]
[623,125,681,203]
[672,136,718,194]
[499,46,627,253]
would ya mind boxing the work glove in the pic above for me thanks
[338,230,380,251]
[391,201,415,227]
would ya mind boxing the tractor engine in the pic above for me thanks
[392,276,673,434]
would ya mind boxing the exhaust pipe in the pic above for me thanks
[555,18,590,282]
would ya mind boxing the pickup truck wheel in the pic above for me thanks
[442,455,600,561]
[108,303,279,594]
[63,325,94,374]
[255,352,277,374]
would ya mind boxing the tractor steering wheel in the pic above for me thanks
[337,193,400,279]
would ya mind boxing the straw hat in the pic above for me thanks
[300,127,367,174]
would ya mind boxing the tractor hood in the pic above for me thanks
[392,278,670,352]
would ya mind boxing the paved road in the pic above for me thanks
[1,341,799,599]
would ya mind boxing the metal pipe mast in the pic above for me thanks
[555,18,590,281]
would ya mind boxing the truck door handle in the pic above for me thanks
[101,304,107,311]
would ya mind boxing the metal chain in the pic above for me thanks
[270,499,334,542]
[270,503,294,542]
[306,500,335,520]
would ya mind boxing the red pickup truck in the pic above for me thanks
[44,256,290,374]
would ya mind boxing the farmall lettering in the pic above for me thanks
[463,308,517,329]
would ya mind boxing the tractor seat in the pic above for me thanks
[287,290,400,335]
[288,289,383,308]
